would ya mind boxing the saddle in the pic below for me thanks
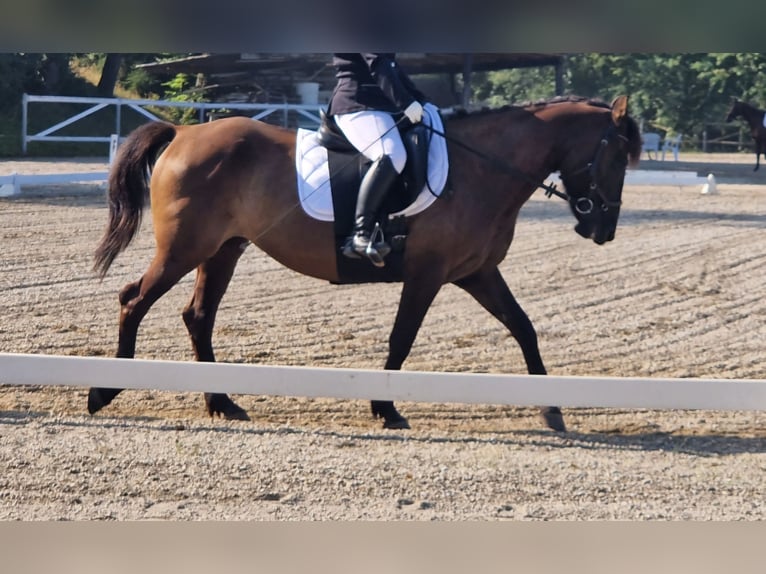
[315,109,433,284]
[317,109,432,210]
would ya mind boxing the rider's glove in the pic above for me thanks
[403,101,424,124]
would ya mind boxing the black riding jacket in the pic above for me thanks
[327,53,426,116]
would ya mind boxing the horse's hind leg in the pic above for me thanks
[454,266,566,432]
[755,140,762,171]
[182,237,250,421]
[87,254,198,415]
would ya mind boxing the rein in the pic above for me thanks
[422,123,569,202]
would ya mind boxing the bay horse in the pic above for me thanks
[725,98,766,171]
[88,95,641,432]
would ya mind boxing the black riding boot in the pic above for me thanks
[342,155,398,267]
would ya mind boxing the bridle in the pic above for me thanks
[424,117,629,216]
[559,122,629,216]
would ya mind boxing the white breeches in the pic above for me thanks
[333,110,407,173]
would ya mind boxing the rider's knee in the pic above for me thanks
[381,148,407,174]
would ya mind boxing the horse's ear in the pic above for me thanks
[611,95,629,125]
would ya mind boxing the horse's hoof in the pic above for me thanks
[540,407,567,432]
[206,394,251,421]
[208,405,251,421]
[87,391,104,414]
[87,387,121,415]
[371,401,409,429]
[382,416,411,430]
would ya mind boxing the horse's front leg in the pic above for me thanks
[454,266,566,432]
[371,268,446,429]
[755,139,762,171]
[182,237,250,421]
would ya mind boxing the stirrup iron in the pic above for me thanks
[370,222,391,258]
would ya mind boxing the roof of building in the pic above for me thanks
[137,53,565,107]
[137,53,563,77]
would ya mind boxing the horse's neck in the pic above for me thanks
[448,113,556,197]
[535,112,587,177]
[742,105,764,125]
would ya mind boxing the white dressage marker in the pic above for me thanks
[700,173,718,195]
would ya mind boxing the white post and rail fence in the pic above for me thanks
[0,94,324,196]
[0,353,765,414]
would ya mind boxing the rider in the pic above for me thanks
[327,53,426,267]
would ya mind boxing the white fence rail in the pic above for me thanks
[0,171,109,197]
[1,96,325,196]
[1,353,765,411]
[21,94,323,154]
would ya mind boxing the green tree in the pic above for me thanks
[0,54,74,111]
[476,53,766,150]
[156,72,208,124]
[97,54,124,96]
[472,66,559,105]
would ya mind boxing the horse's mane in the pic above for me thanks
[519,95,612,110]
[445,95,642,164]
[734,99,766,114]
[443,95,611,120]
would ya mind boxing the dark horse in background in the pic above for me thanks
[88,95,641,432]
[726,98,766,171]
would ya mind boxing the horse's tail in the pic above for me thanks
[93,121,178,279]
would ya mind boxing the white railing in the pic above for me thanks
[21,94,324,154]
[1,352,765,411]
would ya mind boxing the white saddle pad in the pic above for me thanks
[295,102,449,222]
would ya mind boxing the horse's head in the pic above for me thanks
[558,95,641,245]
[726,98,743,122]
